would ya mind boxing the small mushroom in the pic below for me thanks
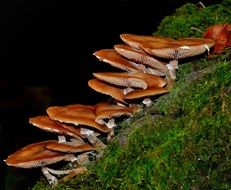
[93,72,167,93]
[4,140,72,185]
[93,49,146,72]
[93,72,148,89]
[45,141,95,154]
[45,141,95,166]
[29,115,84,142]
[47,106,110,150]
[47,104,95,120]
[114,44,169,76]
[120,33,175,50]
[140,38,215,79]
[88,78,126,103]
[124,87,169,107]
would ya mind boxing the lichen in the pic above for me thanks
[32,1,231,189]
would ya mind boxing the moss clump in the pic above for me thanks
[154,0,231,38]
[33,1,231,189]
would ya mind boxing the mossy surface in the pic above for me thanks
[32,1,231,189]
[154,0,231,38]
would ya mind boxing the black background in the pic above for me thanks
[0,1,221,189]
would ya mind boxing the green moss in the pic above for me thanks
[33,1,231,189]
[154,0,231,38]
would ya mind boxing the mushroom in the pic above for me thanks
[93,72,167,90]
[47,104,95,120]
[114,44,169,76]
[140,38,215,79]
[45,141,95,166]
[88,78,126,103]
[93,72,148,90]
[124,87,169,107]
[120,33,175,50]
[93,49,146,72]
[29,115,84,143]
[4,140,74,185]
[47,106,110,150]
[45,141,95,154]
[95,102,139,140]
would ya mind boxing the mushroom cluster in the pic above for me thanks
[4,33,215,186]
[89,34,214,106]
[4,102,138,185]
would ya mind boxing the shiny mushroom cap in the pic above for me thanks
[124,87,169,100]
[114,44,169,74]
[120,34,175,50]
[47,107,110,133]
[93,49,146,72]
[4,140,67,168]
[93,72,148,89]
[45,142,95,153]
[95,105,135,124]
[47,104,95,120]
[29,115,84,140]
[129,72,167,88]
[88,78,126,103]
[140,38,215,60]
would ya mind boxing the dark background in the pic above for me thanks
[0,0,221,189]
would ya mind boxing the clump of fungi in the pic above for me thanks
[4,31,216,186]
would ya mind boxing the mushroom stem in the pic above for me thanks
[58,135,66,143]
[105,118,116,141]
[45,167,73,175]
[41,167,59,186]
[123,87,134,95]
[142,98,152,107]
[166,60,178,80]
[80,128,107,150]
[85,134,107,150]
[60,166,87,182]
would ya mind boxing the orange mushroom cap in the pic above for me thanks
[120,33,175,50]
[47,104,95,120]
[114,44,169,74]
[93,72,148,89]
[88,78,126,103]
[93,49,146,72]
[48,108,110,133]
[5,140,68,168]
[140,38,215,60]
[29,115,84,140]
[45,142,95,153]
[124,87,169,100]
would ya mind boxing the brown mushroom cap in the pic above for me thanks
[120,34,175,50]
[114,44,169,74]
[124,87,169,100]
[129,72,167,88]
[5,140,67,168]
[93,49,146,72]
[48,107,110,133]
[47,105,95,120]
[95,102,138,118]
[93,72,166,89]
[45,142,95,153]
[88,78,126,103]
[29,115,84,140]
[93,72,148,89]
[140,38,215,60]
